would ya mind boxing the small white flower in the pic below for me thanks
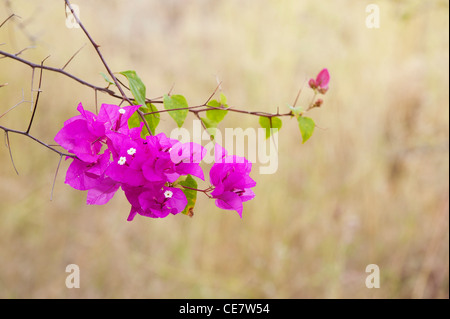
[164,190,173,199]
[119,108,126,115]
[127,148,136,156]
[118,157,127,165]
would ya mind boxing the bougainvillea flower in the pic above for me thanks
[106,131,149,187]
[209,144,256,217]
[64,150,120,205]
[65,150,112,191]
[308,68,330,93]
[98,103,141,135]
[123,184,187,220]
[54,103,106,162]
[168,142,206,180]
[142,134,206,183]
[85,177,120,205]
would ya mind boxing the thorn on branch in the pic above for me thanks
[4,131,19,175]
[0,13,21,29]
[204,81,223,105]
[293,79,306,108]
[26,56,48,134]
[61,43,87,70]
[167,82,176,96]
[50,155,63,201]
[14,46,36,57]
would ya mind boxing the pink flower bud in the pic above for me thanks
[314,98,323,107]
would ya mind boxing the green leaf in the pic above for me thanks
[200,117,218,138]
[206,101,228,124]
[100,72,115,85]
[128,103,160,137]
[178,175,198,216]
[297,116,315,143]
[120,70,146,105]
[202,93,229,137]
[128,109,141,130]
[259,116,282,139]
[219,92,227,105]
[146,103,160,136]
[163,94,189,128]
[141,103,160,136]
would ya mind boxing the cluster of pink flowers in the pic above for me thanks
[54,103,255,220]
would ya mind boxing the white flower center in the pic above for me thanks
[118,157,127,165]
[127,148,136,156]
[119,109,126,115]
[164,190,173,199]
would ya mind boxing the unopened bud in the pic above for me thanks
[308,78,317,89]
[314,98,323,107]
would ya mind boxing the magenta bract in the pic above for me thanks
[209,144,256,218]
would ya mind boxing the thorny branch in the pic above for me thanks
[0,1,318,195]
[63,0,152,135]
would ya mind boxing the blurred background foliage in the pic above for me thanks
[0,0,448,298]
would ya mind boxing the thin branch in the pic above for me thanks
[0,49,116,96]
[179,184,214,198]
[26,55,49,134]
[204,81,222,105]
[0,125,76,158]
[50,155,63,201]
[0,88,32,119]
[14,46,35,57]
[29,67,35,109]
[64,0,130,103]
[292,79,306,108]
[64,1,154,135]
[114,75,130,91]
[0,13,20,29]
[61,43,87,70]
[143,103,293,119]
[4,131,19,175]
[167,82,175,96]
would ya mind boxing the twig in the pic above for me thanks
[61,43,87,70]
[0,13,20,29]
[26,55,49,134]
[204,81,222,105]
[64,0,129,103]
[180,184,214,198]
[0,88,32,119]
[292,79,306,108]
[0,124,76,158]
[4,131,19,175]
[14,46,35,57]
[0,49,116,96]
[50,155,63,200]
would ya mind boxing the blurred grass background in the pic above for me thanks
[0,0,448,298]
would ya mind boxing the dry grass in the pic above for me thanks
[0,0,448,298]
